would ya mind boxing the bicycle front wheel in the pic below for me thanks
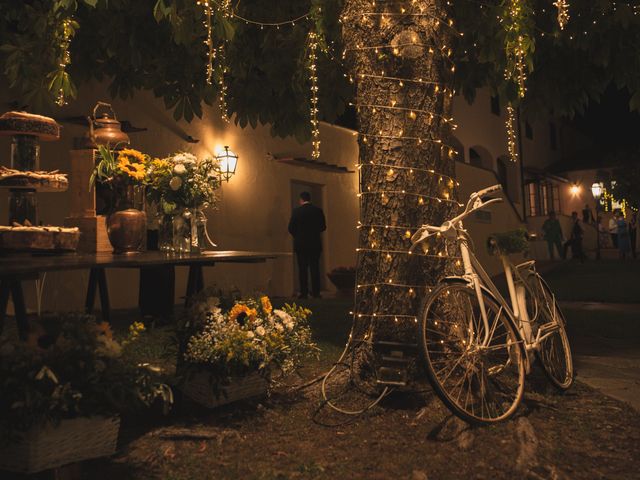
[523,271,574,390]
[419,283,526,424]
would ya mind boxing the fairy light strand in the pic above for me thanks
[553,0,570,30]
[55,17,73,106]
[506,103,518,162]
[308,30,321,159]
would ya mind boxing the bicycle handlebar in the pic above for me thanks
[472,184,503,200]
[409,185,504,251]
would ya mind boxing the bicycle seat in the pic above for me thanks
[487,229,529,256]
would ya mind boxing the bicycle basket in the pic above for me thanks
[487,229,529,256]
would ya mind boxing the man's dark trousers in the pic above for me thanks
[297,249,321,297]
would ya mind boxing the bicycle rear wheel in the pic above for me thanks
[419,282,526,424]
[523,271,574,390]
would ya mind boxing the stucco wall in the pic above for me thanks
[0,82,359,312]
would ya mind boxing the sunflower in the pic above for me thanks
[228,304,257,325]
[118,157,146,181]
[260,296,272,314]
[119,148,147,165]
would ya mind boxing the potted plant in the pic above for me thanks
[176,290,318,408]
[327,266,356,297]
[146,152,221,253]
[90,145,150,253]
[0,314,169,474]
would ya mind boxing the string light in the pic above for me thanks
[55,17,74,106]
[308,30,321,159]
[506,103,518,162]
[553,0,570,30]
[197,0,215,85]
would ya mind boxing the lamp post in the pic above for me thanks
[216,146,238,182]
[591,182,602,260]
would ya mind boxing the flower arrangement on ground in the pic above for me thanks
[178,289,319,386]
[0,314,171,446]
[146,152,221,215]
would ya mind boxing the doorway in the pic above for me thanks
[290,180,326,295]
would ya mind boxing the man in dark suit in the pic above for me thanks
[288,191,326,298]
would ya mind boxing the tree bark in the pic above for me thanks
[341,0,458,373]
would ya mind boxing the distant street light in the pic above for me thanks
[591,182,602,260]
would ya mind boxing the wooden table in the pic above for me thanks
[0,250,282,338]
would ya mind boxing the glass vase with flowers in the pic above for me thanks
[146,152,220,253]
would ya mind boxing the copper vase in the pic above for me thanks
[106,209,146,254]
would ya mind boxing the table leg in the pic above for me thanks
[85,268,98,314]
[185,264,205,306]
[0,280,10,335]
[10,280,28,340]
[85,268,110,323]
[97,268,110,323]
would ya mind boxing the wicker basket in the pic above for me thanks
[0,416,120,474]
[182,371,268,408]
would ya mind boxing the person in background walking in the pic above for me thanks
[609,212,619,248]
[542,211,564,260]
[629,212,637,259]
[564,211,586,262]
[616,213,631,260]
[582,204,594,225]
[288,191,326,299]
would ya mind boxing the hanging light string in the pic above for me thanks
[308,30,321,159]
[217,0,231,121]
[196,0,215,85]
[54,17,74,106]
[355,164,460,185]
[352,103,458,128]
[505,103,518,162]
[553,0,570,30]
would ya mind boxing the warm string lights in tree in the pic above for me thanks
[500,0,534,99]
[308,30,321,159]
[54,17,74,106]
[505,103,518,162]
[553,0,570,30]
[197,0,215,85]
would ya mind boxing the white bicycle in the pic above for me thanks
[410,184,574,424]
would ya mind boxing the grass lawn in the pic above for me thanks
[540,259,640,303]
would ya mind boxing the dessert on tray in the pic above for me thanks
[0,222,80,252]
[0,111,61,141]
[0,166,68,191]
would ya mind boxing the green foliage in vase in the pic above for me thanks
[0,314,170,443]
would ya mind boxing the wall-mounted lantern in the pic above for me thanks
[216,146,238,182]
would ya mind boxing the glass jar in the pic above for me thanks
[157,213,174,252]
[172,209,193,253]
[9,189,37,225]
[11,135,40,171]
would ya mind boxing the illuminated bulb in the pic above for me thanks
[409,111,417,120]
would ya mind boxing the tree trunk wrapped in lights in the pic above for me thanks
[339,0,459,383]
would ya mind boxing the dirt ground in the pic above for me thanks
[79,361,640,480]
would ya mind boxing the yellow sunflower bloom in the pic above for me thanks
[119,148,147,164]
[260,296,273,314]
[229,304,258,324]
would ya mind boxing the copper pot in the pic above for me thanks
[80,101,130,149]
[106,209,146,254]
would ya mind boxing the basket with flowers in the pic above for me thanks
[0,314,171,474]
[177,290,319,407]
[146,152,221,252]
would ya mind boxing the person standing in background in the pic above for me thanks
[288,191,327,299]
[609,212,619,248]
[542,211,564,260]
[617,213,631,260]
[582,204,594,225]
[629,212,637,259]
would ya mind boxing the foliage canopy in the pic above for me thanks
[1,0,639,140]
